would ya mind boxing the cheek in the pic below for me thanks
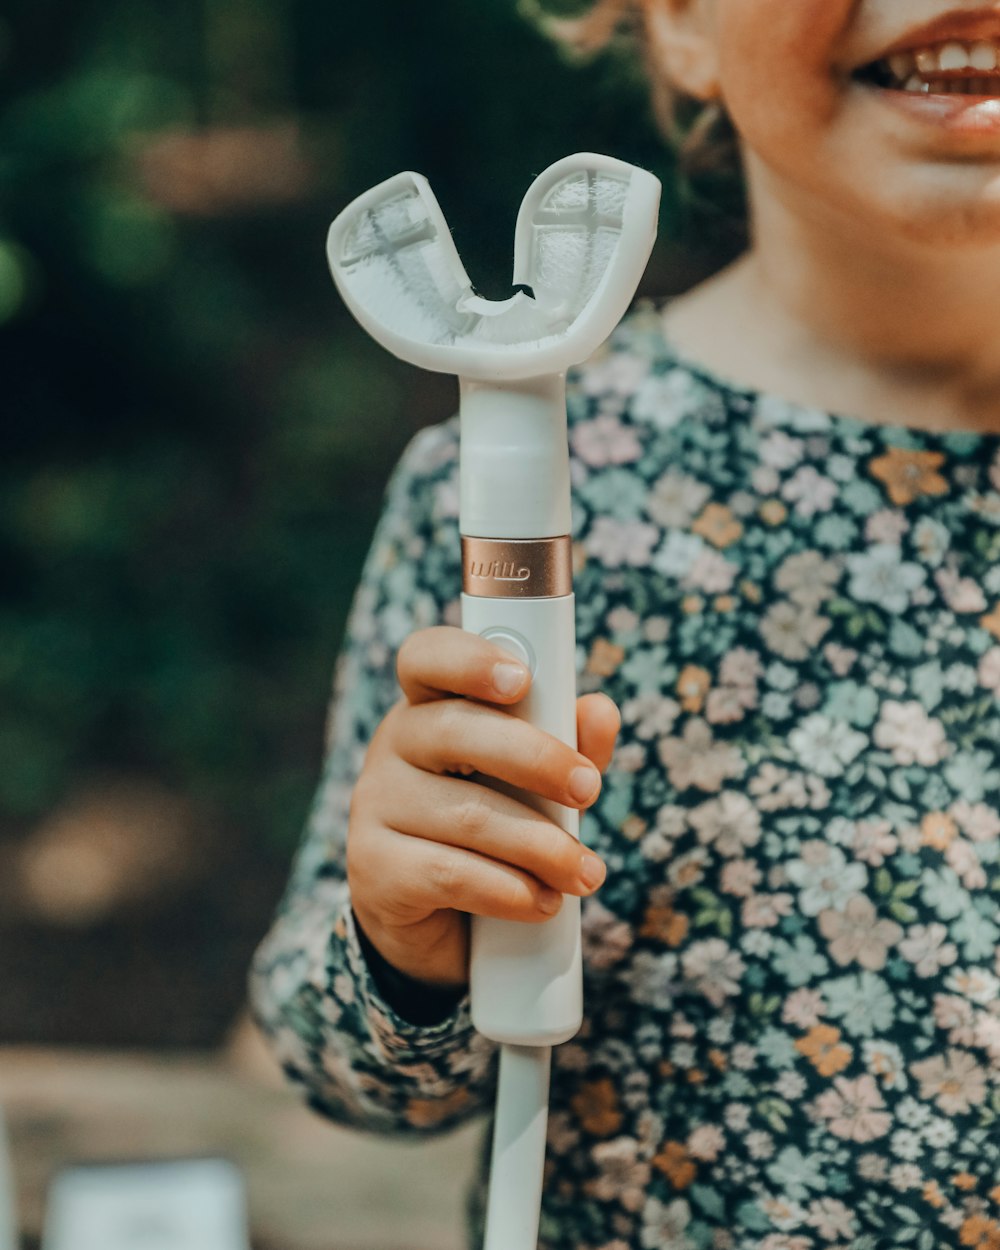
[714,0,858,141]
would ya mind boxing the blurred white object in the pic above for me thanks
[0,1106,17,1250]
[42,1158,249,1250]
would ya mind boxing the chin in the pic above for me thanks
[871,175,1000,247]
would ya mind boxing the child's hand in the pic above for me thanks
[347,625,620,993]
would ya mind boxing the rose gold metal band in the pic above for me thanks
[461,536,573,599]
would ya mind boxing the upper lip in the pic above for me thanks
[874,8,1000,61]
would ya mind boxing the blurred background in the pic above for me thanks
[0,0,741,1244]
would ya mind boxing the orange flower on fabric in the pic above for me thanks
[922,811,958,851]
[587,637,625,677]
[759,499,786,526]
[953,1173,978,1191]
[981,603,1000,641]
[571,1078,622,1137]
[869,447,948,505]
[795,1024,853,1077]
[652,1141,696,1190]
[692,502,743,547]
[677,664,711,712]
[923,1180,945,1209]
[406,1087,471,1128]
[639,900,689,947]
[960,1215,1000,1248]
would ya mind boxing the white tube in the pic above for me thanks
[0,1106,17,1250]
[483,1045,552,1250]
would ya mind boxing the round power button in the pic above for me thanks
[479,627,537,678]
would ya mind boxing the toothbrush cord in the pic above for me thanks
[482,1042,552,1250]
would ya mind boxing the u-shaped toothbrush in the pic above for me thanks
[327,153,660,1250]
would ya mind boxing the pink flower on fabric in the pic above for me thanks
[911,1048,988,1114]
[865,509,909,545]
[935,567,987,613]
[817,895,902,970]
[783,988,826,1029]
[977,646,1000,696]
[681,938,746,1007]
[570,413,643,467]
[899,924,958,978]
[585,516,660,568]
[812,1074,892,1142]
[950,798,1000,842]
[873,700,949,767]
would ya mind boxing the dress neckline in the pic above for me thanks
[638,300,1000,452]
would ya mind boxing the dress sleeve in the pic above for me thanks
[248,417,500,1138]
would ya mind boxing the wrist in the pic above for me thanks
[351,906,468,1025]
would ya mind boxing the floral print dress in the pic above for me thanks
[250,303,1000,1250]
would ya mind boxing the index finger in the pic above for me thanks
[396,626,532,707]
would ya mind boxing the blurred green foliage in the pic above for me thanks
[0,0,741,855]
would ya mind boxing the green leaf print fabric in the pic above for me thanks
[250,303,1000,1250]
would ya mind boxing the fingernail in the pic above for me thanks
[539,889,562,914]
[569,766,601,804]
[579,853,606,890]
[493,662,527,696]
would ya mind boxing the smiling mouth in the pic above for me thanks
[853,38,1000,95]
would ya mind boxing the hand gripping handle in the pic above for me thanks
[463,591,583,1047]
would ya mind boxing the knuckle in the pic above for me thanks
[429,849,465,903]
[455,790,492,842]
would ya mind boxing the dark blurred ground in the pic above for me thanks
[2,1024,485,1248]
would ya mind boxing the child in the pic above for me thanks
[251,1,1000,1246]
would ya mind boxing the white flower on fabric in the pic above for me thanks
[786,842,869,916]
[684,548,739,593]
[873,700,949,767]
[758,429,805,469]
[652,529,705,578]
[617,950,679,1011]
[632,370,709,430]
[945,966,1000,1005]
[681,938,746,1007]
[646,467,711,527]
[782,465,838,517]
[639,1197,694,1250]
[845,544,926,613]
[912,516,951,566]
[788,713,867,778]
[579,349,648,398]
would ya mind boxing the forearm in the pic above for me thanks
[249,878,497,1137]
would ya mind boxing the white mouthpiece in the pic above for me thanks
[326,153,660,382]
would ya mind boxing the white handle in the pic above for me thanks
[463,592,583,1047]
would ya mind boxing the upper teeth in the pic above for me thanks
[886,39,1000,82]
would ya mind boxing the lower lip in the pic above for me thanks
[869,85,1000,136]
